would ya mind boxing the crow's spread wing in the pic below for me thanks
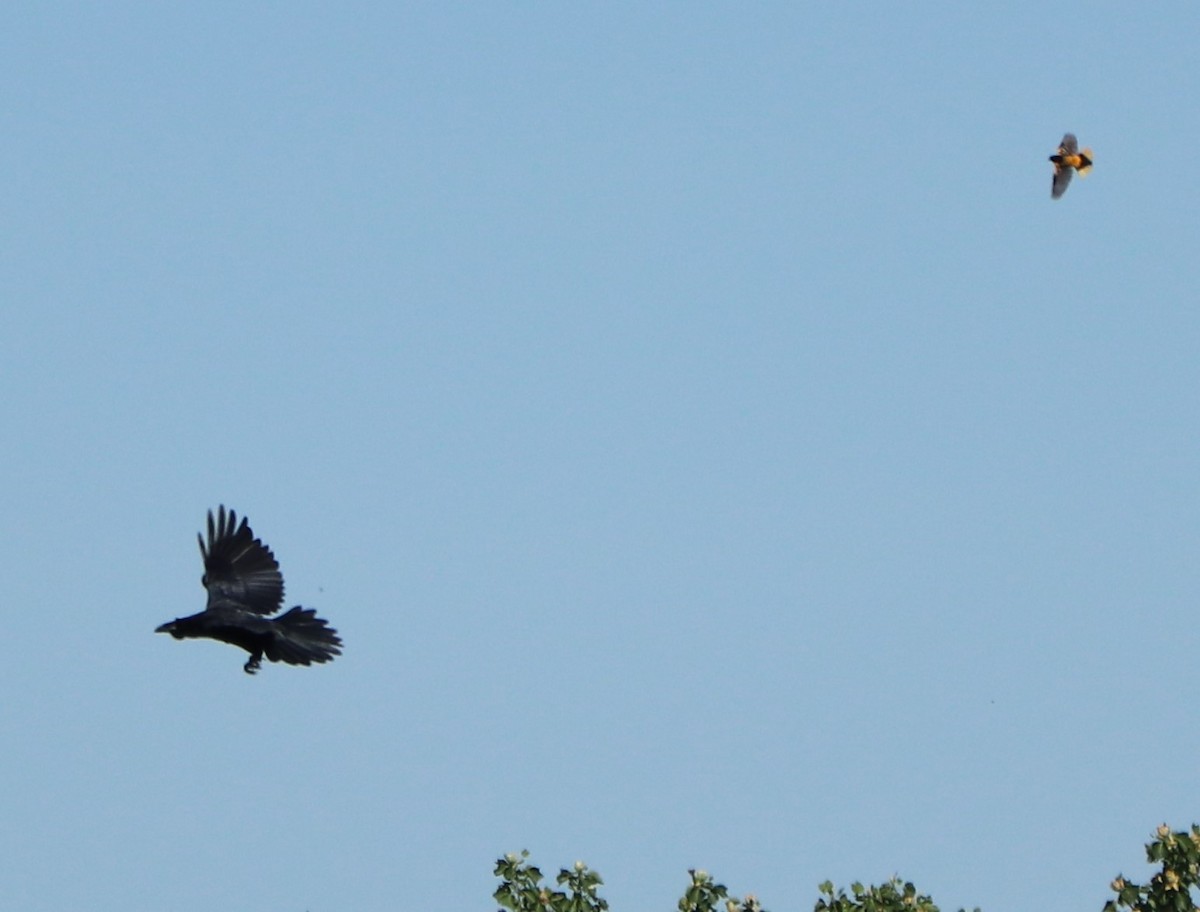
[198,506,284,615]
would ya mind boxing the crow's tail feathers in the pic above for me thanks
[266,606,343,667]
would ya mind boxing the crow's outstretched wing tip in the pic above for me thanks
[198,507,285,615]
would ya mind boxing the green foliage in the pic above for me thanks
[494,851,608,912]
[814,877,972,912]
[493,852,971,912]
[495,822,1200,912]
[1105,825,1200,912]
[493,854,767,912]
[676,868,764,912]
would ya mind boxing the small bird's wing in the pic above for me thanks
[198,506,284,615]
[1051,164,1074,199]
[1058,133,1078,155]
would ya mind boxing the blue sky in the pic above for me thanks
[3,3,1199,910]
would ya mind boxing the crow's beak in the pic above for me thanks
[155,621,174,634]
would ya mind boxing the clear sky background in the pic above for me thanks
[3,3,1199,911]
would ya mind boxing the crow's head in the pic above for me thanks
[155,619,185,639]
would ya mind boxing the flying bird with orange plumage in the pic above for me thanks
[1049,133,1093,199]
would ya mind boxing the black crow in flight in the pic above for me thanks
[156,506,343,674]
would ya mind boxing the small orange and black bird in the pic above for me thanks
[1049,133,1093,199]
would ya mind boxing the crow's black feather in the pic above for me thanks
[157,507,342,674]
